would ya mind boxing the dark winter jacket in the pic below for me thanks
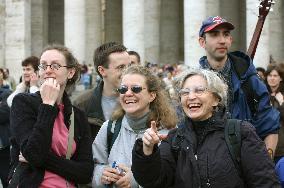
[73,79,105,141]
[0,88,12,149]
[9,91,93,188]
[132,109,280,188]
[199,51,280,139]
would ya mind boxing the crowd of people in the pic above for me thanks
[0,15,284,188]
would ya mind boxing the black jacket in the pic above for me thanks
[73,80,105,141]
[9,91,94,188]
[0,88,12,149]
[132,110,280,188]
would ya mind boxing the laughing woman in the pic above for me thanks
[9,45,93,188]
[132,68,280,188]
[92,65,177,188]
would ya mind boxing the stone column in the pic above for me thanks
[220,0,244,51]
[65,0,85,64]
[31,0,48,56]
[246,0,270,68]
[269,0,284,62]
[48,0,64,44]
[206,0,220,17]
[5,0,31,82]
[160,0,180,65]
[123,0,144,63]
[144,0,161,64]
[105,0,122,43]
[184,0,206,67]
[85,0,102,65]
[0,0,5,67]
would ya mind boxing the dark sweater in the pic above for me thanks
[9,91,94,188]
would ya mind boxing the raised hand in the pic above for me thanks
[40,78,60,106]
[30,72,39,87]
[142,121,161,155]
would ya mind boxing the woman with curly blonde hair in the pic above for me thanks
[92,65,177,188]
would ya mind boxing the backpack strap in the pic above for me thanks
[225,119,242,177]
[171,128,185,163]
[229,54,260,117]
[107,118,123,155]
[240,75,260,117]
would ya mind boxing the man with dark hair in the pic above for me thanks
[74,42,130,140]
[198,16,279,158]
[7,56,40,107]
[128,50,141,65]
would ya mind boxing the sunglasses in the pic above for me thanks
[117,85,146,94]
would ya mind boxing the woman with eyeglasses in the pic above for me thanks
[9,45,93,188]
[92,65,177,188]
[132,68,279,188]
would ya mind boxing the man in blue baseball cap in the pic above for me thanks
[198,16,279,159]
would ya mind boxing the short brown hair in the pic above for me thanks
[22,56,39,72]
[93,42,127,78]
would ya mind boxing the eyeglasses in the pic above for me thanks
[179,86,208,97]
[38,63,69,71]
[117,85,146,94]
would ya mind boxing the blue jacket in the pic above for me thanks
[199,51,280,139]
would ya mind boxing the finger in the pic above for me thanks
[146,129,160,143]
[115,175,127,186]
[117,164,129,172]
[142,135,151,146]
[150,121,158,133]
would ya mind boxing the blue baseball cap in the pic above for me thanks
[199,16,235,37]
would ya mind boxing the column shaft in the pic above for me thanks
[5,0,31,82]
[123,0,144,63]
[184,0,206,67]
[64,0,85,64]
[144,0,161,64]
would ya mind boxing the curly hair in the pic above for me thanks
[173,68,228,107]
[111,65,177,129]
[40,44,81,90]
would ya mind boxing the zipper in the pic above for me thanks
[206,154,211,187]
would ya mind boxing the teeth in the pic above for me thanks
[189,103,201,108]
[125,100,136,104]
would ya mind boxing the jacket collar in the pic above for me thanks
[87,79,105,121]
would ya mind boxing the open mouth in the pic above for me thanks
[189,103,202,110]
[125,100,137,104]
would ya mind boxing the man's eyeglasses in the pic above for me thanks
[38,63,69,71]
[117,85,146,94]
[179,86,208,97]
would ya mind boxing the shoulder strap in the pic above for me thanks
[230,54,260,117]
[107,118,123,155]
[225,119,242,176]
[240,75,260,117]
[171,128,185,162]
[66,107,75,160]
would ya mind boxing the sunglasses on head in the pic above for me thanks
[117,85,145,94]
